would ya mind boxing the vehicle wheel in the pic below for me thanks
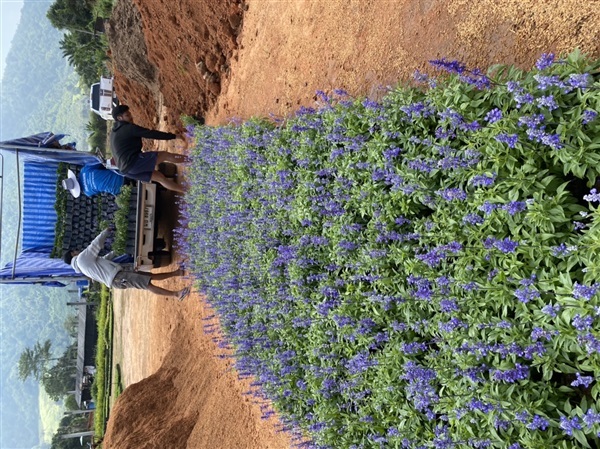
[150,250,171,268]
[158,162,177,177]
[155,238,166,251]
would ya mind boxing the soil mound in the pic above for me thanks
[106,0,243,129]
[102,367,197,449]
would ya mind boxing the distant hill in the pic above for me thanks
[0,0,87,448]
[0,0,89,145]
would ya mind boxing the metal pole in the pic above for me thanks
[11,152,21,279]
[0,153,4,265]
[60,431,94,439]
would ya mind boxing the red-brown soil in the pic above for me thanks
[104,1,600,448]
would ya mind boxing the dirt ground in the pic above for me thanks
[105,1,600,448]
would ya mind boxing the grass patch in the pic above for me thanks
[112,364,123,401]
[92,284,112,437]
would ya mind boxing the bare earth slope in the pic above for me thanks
[104,1,600,448]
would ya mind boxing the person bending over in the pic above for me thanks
[63,228,190,301]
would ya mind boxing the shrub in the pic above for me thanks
[179,51,600,448]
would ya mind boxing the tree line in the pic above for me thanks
[46,0,114,86]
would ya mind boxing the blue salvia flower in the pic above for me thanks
[401,361,439,412]
[531,327,557,342]
[416,248,448,268]
[573,282,598,300]
[440,299,459,313]
[540,132,563,149]
[518,113,545,129]
[534,74,565,90]
[495,133,518,148]
[484,108,502,123]
[571,373,594,388]
[440,108,466,128]
[413,70,429,83]
[579,333,600,355]
[542,303,561,317]
[503,201,527,215]
[470,173,497,187]
[582,109,598,124]
[436,187,467,201]
[429,58,466,74]
[583,188,600,202]
[514,285,540,303]
[559,416,582,436]
[514,92,535,108]
[583,409,600,427]
[567,73,591,89]
[527,415,550,430]
[551,243,577,257]
[535,53,555,70]
[491,364,529,382]
[515,411,530,423]
[401,342,428,354]
[460,69,492,90]
[494,238,519,253]
[507,81,521,93]
[438,317,467,333]
[463,213,484,225]
[572,314,594,331]
[467,398,495,413]
[494,418,511,431]
[479,201,498,215]
[536,95,558,110]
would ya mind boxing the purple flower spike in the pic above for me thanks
[583,188,600,202]
[535,53,555,70]
[582,109,598,124]
[429,58,466,74]
[484,108,503,124]
[571,373,594,388]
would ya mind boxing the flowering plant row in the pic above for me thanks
[178,50,600,448]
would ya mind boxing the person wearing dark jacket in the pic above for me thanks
[110,105,189,193]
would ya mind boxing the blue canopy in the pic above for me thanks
[0,132,102,284]
[0,132,100,165]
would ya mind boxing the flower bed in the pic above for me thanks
[179,51,600,448]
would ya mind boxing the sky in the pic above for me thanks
[1,0,25,79]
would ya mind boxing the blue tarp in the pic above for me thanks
[0,132,102,283]
[0,132,100,165]
[22,161,59,253]
[0,252,81,282]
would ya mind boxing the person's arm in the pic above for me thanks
[79,229,110,260]
[130,123,176,141]
[102,250,116,261]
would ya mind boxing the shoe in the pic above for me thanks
[178,286,191,302]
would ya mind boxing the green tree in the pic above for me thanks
[59,32,105,85]
[51,414,89,449]
[63,314,79,339]
[17,339,53,381]
[46,0,94,31]
[63,394,79,411]
[42,342,77,400]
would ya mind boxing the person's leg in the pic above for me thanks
[156,151,190,165]
[145,282,183,298]
[150,268,183,281]
[151,170,185,193]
